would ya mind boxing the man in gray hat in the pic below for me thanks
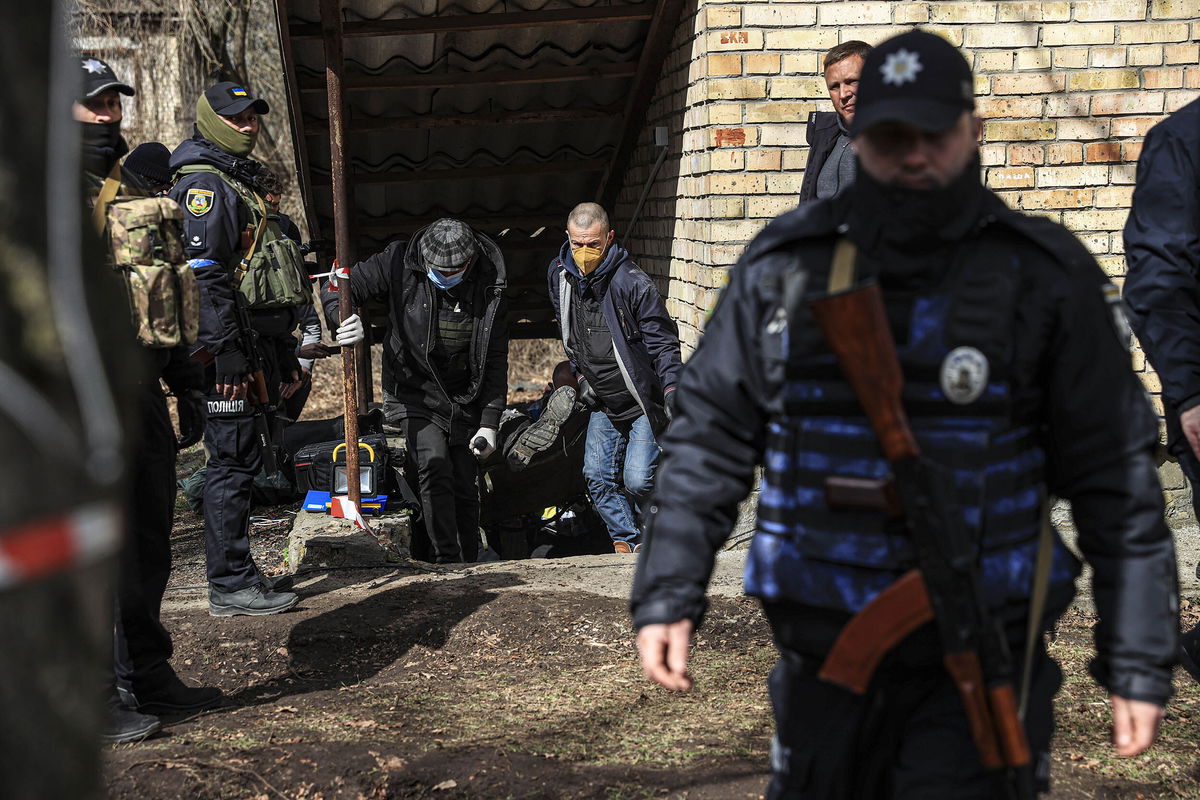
[322,218,509,562]
[633,29,1175,797]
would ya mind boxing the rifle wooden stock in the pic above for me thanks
[818,569,934,694]
[809,284,918,462]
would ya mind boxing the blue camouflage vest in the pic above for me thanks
[745,239,1081,613]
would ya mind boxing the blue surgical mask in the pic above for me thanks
[427,267,465,290]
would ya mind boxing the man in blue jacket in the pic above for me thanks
[548,203,682,553]
[1123,96,1200,684]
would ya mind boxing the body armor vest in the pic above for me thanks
[745,239,1080,613]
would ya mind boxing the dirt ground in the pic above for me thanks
[126,347,1200,799]
[108,475,1200,799]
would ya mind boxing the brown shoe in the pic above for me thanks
[633,543,643,553]
[613,541,634,554]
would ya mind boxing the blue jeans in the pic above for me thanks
[583,412,659,543]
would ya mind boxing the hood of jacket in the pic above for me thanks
[402,222,508,288]
[556,239,630,295]
[169,130,263,186]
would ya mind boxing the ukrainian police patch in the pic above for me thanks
[186,188,215,216]
[1102,283,1132,349]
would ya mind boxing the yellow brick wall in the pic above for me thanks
[614,1,1199,474]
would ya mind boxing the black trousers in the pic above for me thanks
[201,342,280,591]
[403,416,480,563]
[762,603,1059,800]
[113,384,176,692]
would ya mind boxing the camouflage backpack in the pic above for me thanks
[92,166,200,348]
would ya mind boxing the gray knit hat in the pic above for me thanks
[419,218,478,271]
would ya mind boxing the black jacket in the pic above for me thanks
[1123,98,1200,452]
[631,180,1179,706]
[321,225,508,439]
[548,242,682,436]
[798,111,844,205]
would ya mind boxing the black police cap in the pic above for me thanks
[79,56,135,99]
[204,81,269,116]
[850,29,975,136]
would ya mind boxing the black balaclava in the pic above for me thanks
[80,120,128,176]
[851,151,986,277]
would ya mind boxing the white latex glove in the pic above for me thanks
[470,427,497,459]
[335,313,364,346]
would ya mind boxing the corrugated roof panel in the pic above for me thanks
[278,0,672,335]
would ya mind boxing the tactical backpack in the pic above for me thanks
[175,164,312,310]
[92,165,199,349]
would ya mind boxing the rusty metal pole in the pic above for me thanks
[319,0,360,507]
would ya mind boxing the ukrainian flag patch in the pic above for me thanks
[186,188,215,216]
[231,87,248,96]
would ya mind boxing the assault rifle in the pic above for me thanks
[809,253,1034,799]
[188,260,278,477]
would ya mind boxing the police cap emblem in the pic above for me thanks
[940,346,989,405]
[186,188,214,216]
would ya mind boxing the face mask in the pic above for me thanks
[572,246,605,275]
[196,94,257,158]
[427,267,466,290]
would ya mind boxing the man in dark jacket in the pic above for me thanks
[1123,96,1200,684]
[170,82,306,616]
[78,57,222,740]
[323,218,508,563]
[548,203,682,553]
[633,30,1177,798]
[798,40,872,204]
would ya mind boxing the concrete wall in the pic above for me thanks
[614,0,1200,516]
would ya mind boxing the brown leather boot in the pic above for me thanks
[613,541,634,554]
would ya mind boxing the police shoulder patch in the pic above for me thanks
[186,188,215,217]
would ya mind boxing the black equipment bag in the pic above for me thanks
[293,434,389,495]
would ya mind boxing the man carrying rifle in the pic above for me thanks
[170,82,308,616]
[632,30,1178,798]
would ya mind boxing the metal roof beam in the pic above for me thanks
[311,158,606,187]
[289,5,655,39]
[304,104,623,135]
[596,0,687,210]
[337,213,563,236]
[298,62,637,93]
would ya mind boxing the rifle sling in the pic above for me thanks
[1019,499,1056,720]
[91,161,123,236]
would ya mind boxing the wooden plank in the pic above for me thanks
[310,158,606,187]
[596,0,687,210]
[298,62,637,93]
[304,104,623,135]
[289,4,654,39]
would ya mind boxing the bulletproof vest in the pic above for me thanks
[744,239,1080,613]
[175,164,311,309]
[91,166,200,348]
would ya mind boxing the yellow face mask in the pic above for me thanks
[571,246,605,275]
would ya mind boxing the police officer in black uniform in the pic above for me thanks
[632,30,1178,798]
[78,56,223,740]
[169,82,305,616]
[1123,96,1200,683]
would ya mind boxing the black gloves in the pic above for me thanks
[576,375,600,411]
[175,389,206,450]
[214,349,250,386]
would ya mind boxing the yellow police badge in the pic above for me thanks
[186,188,215,216]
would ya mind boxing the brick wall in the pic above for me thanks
[613,0,1200,514]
